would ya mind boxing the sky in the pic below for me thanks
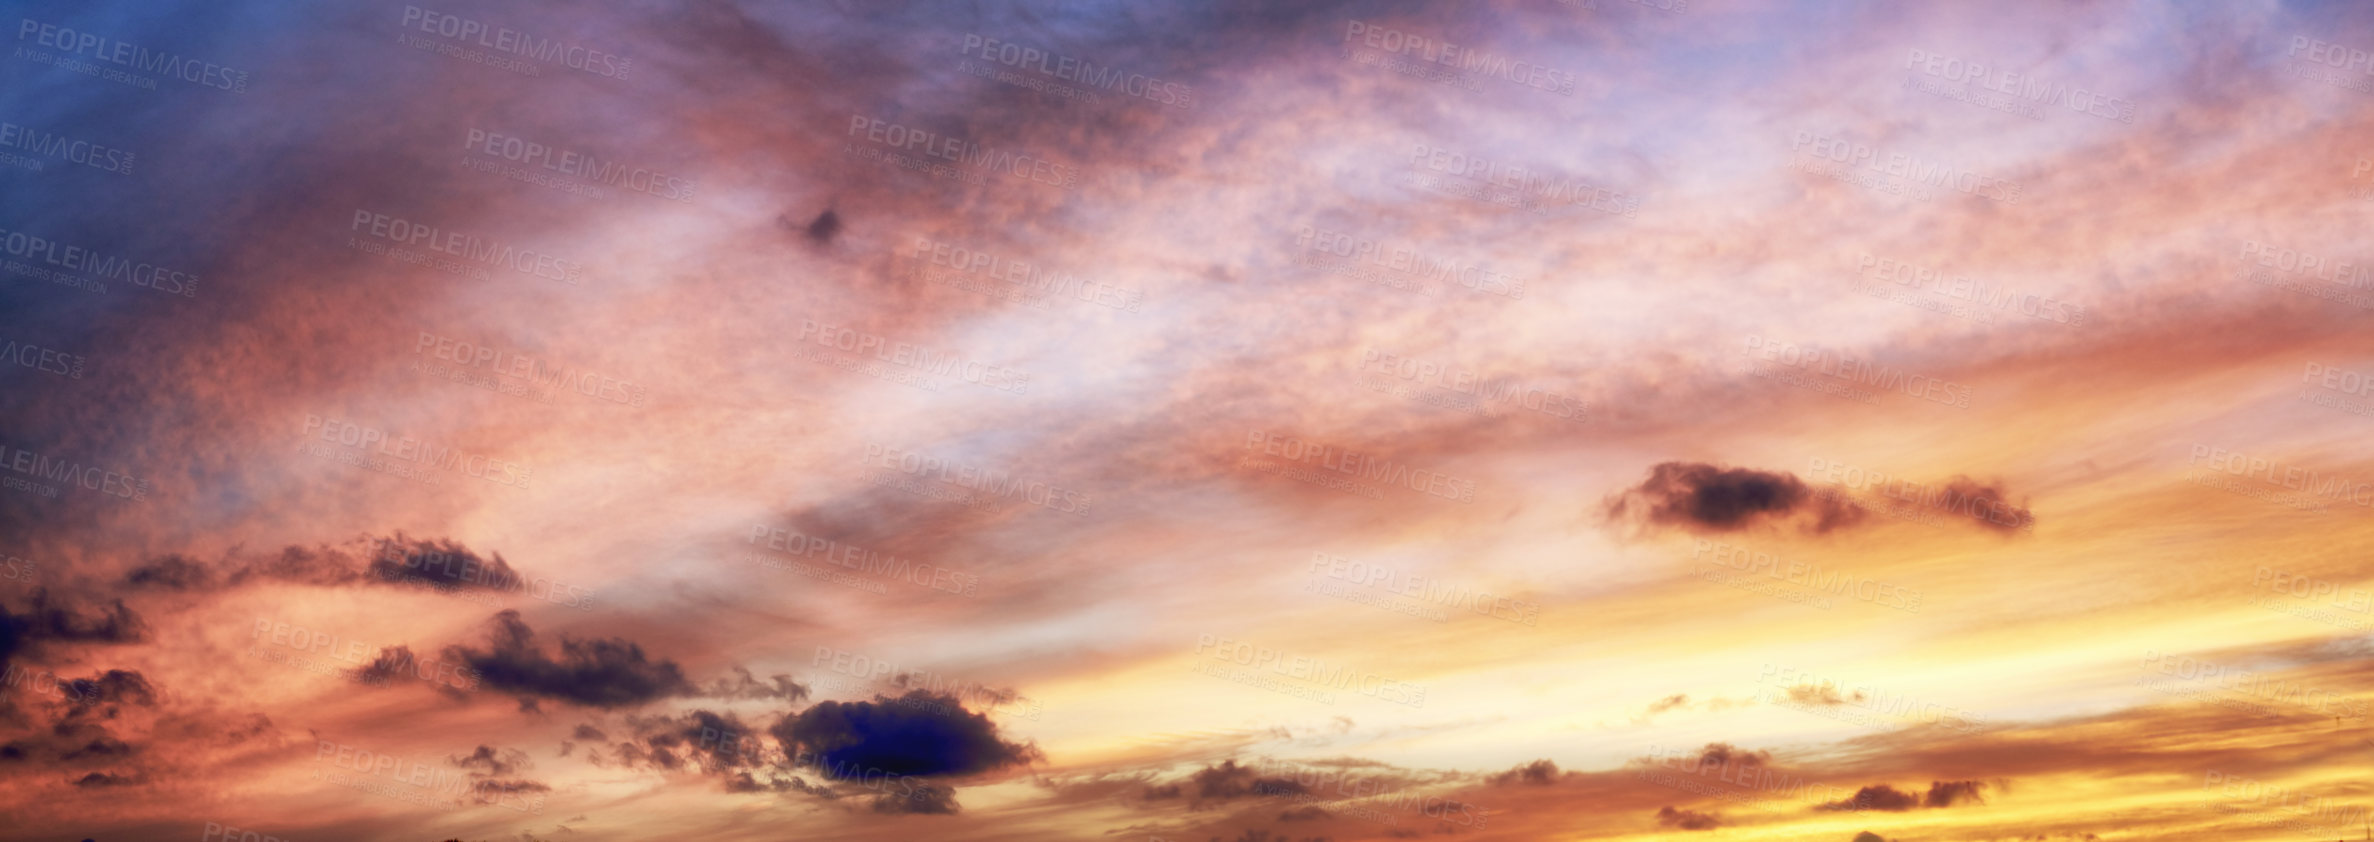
[3,1,2374,840]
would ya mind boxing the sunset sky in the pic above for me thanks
[5,1,2374,840]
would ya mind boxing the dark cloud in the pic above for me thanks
[1937,478,2036,533]
[1656,805,1724,830]
[441,610,693,710]
[1179,759,1310,801]
[1819,784,1921,812]
[774,690,1040,780]
[1696,743,1770,769]
[1817,780,1989,812]
[612,710,771,783]
[364,536,528,593]
[804,209,843,244]
[69,770,145,788]
[221,544,365,589]
[1923,779,1988,807]
[56,669,156,719]
[121,555,213,591]
[871,782,960,814]
[451,745,530,777]
[699,666,809,702]
[1487,759,1559,786]
[571,724,608,742]
[1604,462,1864,534]
[1648,693,1690,713]
[0,591,145,674]
[127,536,533,595]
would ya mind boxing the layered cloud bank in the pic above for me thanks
[5,1,2374,840]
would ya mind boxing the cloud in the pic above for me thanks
[611,710,771,783]
[1786,683,1865,706]
[1923,779,1989,807]
[0,590,144,672]
[363,536,529,592]
[1696,743,1771,769]
[1179,759,1311,802]
[1488,759,1560,786]
[870,781,960,814]
[698,666,810,702]
[123,536,533,595]
[1819,784,1921,812]
[1818,780,1986,812]
[1656,805,1724,830]
[55,669,156,719]
[440,610,693,710]
[1605,462,1864,534]
[1935,478,2036,533]
[773,690,1040,780]
[451,745,530,778]
[70,770,146,788]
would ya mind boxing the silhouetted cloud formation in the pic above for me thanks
[441,610,692,710]
[1657,805,1724,830]
[773,690,1039,780]
[1606,462,1863,534]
